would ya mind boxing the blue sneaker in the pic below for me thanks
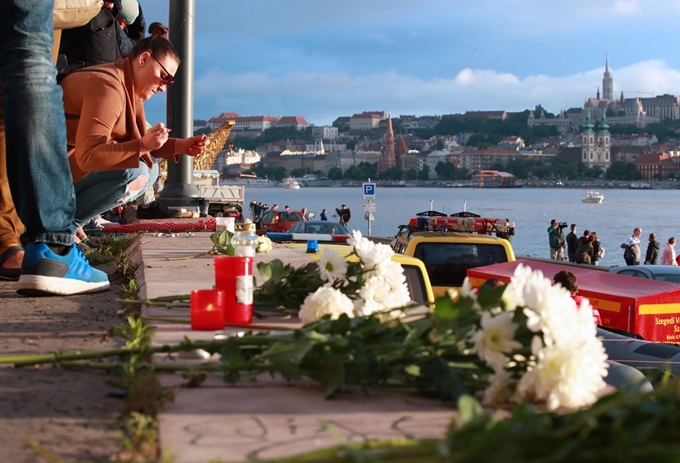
[17,243,110,296]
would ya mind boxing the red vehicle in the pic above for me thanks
[257,210,305,232]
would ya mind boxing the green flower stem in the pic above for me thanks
[167,248,221,261]
[1,336,283,368]
[254,438,441,463]
[58,361,277,374]
[142,317,190,324]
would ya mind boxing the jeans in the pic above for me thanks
[0,0,76,246]
[73,159,159,227]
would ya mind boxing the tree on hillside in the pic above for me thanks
[328,167,343,180]
[418,164,430,181]
[435,161,455,180]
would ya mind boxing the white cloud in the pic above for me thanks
[187,60,678,126]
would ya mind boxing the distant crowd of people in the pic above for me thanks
[548,221,679,267]
[249,201,350,226]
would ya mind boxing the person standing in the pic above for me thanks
[320,209,328,221]
[662,237,678,266]
[575,234,594,265]
[591,231,602,266]
[565,223,578,263]
[547,219,565,261]
[644,233,660,265]
[1,0,110,296]
[622,228,642,266]
[337,204,351,226]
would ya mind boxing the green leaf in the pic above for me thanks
[457,394,484,425]
[434,297,460,320]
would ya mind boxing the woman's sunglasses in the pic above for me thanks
[152,56,174,87]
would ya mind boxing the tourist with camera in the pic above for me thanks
[621,228,642,266]
[547,219,566,261]
[336,204,351,226]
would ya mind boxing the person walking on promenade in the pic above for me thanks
[547,219,565,261]
[566,223,578,263]
[622,228,642,266]
[662,237,678,266]
[644,233,660,265]
[1,0,110,296]
[591,231,603,266]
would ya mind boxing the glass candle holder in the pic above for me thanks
[232,222,259,257]
[214,256,254,324]
[190,289,226,330]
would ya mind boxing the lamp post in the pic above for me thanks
[158,0,202,208]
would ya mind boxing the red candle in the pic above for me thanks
[190,289,226,330]
[214,256,254,324]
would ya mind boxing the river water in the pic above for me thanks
[244,186,679,267]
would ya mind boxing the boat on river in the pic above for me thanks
[282,177,301,189]
[582,191,604,203]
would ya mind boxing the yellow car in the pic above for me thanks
[283,242,434,305]
[392,231,516,297]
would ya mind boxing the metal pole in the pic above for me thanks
[158,0,201,206]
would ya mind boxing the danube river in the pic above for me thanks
[245,186,679,267]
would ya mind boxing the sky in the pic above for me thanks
[138,0,680,127]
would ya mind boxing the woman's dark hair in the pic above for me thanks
[130,36,180,64]
[148,22,169,38]
[553,270,578,294]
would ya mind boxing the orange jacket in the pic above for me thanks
[59,58,179,183]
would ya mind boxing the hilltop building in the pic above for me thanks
[528,56,677,131]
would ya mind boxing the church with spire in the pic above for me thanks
[377,111,396,175]
[529,56,675,132]
[581,110,611,170]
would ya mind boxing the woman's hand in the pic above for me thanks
[180,134,210,157]
[140,122,171,152]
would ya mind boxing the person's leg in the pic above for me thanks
[74,160,159,227]
[0,0,109,296]
[0,99,25,279]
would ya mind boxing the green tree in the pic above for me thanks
[405,169,418,180]
[290,167,311,177]
[377,166,403,181]
[327,167,343,180]
[343,165,362,180]
[435,161,455,180]
[418,164,430,181]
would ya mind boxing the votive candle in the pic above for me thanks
[190,289,226,330]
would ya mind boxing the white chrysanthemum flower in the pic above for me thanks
[298,286,355,324]
[460,278,478,299]
[518,340,608,410]
[355,276,411,317]
[376,259,407,289]
[348,230,374,259]
[472,311,522,371]
[317,247,348,282]
[483,368,514,406]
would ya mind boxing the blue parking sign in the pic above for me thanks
[363,182,376,199]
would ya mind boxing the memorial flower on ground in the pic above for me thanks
[465,264,609,410]
[296,231,412,323]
